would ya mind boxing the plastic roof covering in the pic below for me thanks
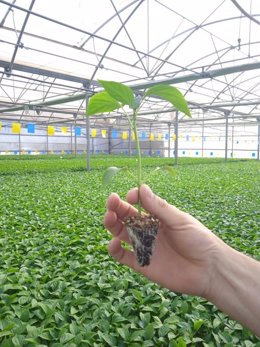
[0,0,260,128]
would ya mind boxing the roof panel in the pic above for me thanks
[0,0,260,127]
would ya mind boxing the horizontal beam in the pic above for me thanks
[1,61,260,114]
[0,58,98,85]
[130,61,260,90]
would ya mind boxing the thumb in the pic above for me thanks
[139,184,184,225]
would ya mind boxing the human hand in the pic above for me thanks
[104,184,223,298]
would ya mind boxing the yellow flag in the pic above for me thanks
[158,133,162,140]
[48,126,55,136]
[0,121,2,131]
[91,129,97,138]
[172,134,176,141]
[192,136,195,142]
[101,129,107,138]
[12,123,21,134]
[122,131,128,140]
[150,133,154,141]
[131,132,135,141]
[61,127,67,134]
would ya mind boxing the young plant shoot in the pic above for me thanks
[87,80,191,266]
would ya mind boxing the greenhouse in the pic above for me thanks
[0,0,260,346]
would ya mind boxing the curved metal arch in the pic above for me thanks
[79,0,140,48]
[89,0,145,81]
[133,12,260,69]
[211,72,260,106]
[230,0,260,26]
[0,0,191,75]
[221,76,260,117]
[186,40,260,71]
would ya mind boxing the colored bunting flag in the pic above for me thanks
[101,129,107,138]
[141,131,146,140]
[12,123,21,134]
[111,130,117,139]
[0,121,2,131]
[47,126,55,135]
[122,131,128,140]
[158,133,162,140]
[172,134,176,140]
[91,129,97,138]
[165,133,169,140]
[27,123,35,134]
[75,127,81,136]
[150,133,154,141]
[61,127,67,134]
[131,132,135,141]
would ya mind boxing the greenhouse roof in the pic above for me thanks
[0,0,260,127]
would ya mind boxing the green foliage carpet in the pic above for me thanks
[0,155,259,346]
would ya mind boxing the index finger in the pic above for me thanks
[106,192,137,220]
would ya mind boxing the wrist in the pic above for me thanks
[203,240,260,336]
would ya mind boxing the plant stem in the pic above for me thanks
[132,111,142,214]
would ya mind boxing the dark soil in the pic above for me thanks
[124,214,159,266]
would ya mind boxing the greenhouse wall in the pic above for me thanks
[0,121,259,159]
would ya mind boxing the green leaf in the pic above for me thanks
[87,91,121,115]
[145,85,191,117]
[27,325,41,338]
[176,337,187,347]
[193,319,204,331]
[140,312,151,325]
[60,333,75,344]
[132,288,144,302]
[159,324,171,337]
[102,166,123,185]
[0,338,14,347]
[12,335,25,347]
[99,80,135,107]
[0,330,13,338]
[117,327,129,340]
[130,330,143,341]
[98,332,117,346]
[163,165,176,175]
[144,324,154,340]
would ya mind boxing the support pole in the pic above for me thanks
[18,127,21,155]
[257,117,260,160]
[73,113,77,157]
[85,94,90,171]
[231,116,234,158]
[70,125,73,154]
[168,123,171,158]
[149,124,152,156]
[174,112,179,165]
[108,128,111,155]
[224,111,229,161]
[201,111,205,158]
[128,127,132,156]
[46,125,49,154]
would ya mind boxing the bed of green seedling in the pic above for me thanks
[0,156,259,346]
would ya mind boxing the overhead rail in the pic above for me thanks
[1,61,260,114]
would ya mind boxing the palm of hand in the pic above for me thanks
[142,217,219,297]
